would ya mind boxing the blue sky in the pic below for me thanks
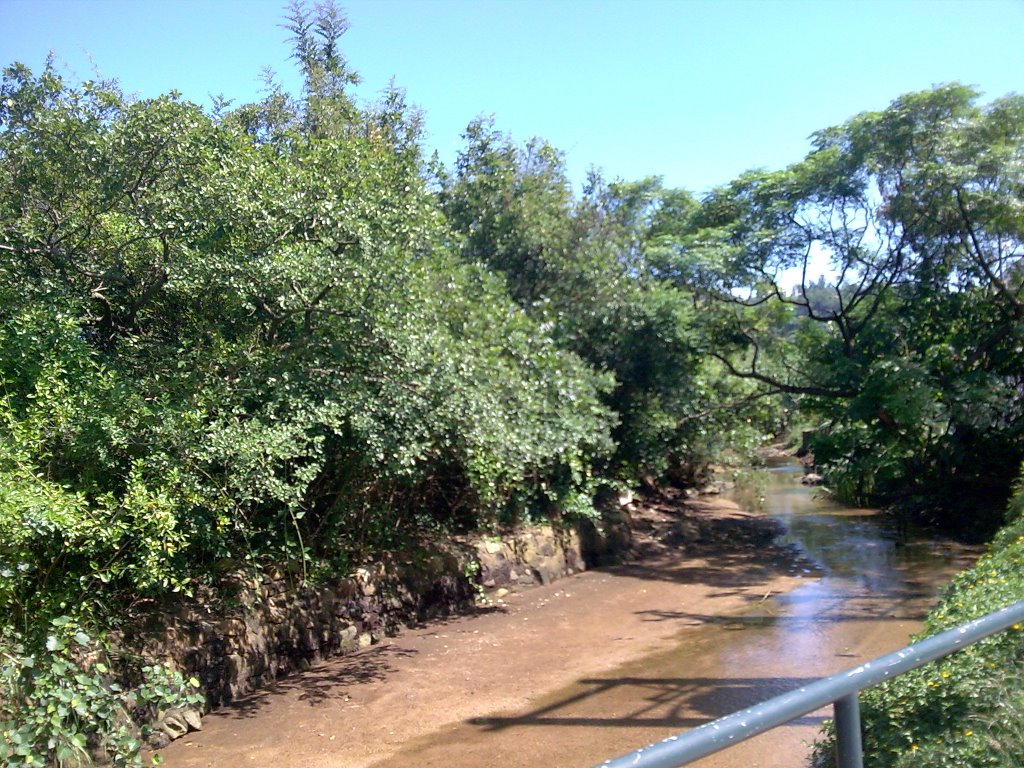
[2,0,1022,194]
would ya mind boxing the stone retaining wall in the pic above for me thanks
[128,512,630,727]
[475,524,586,591]
[128,550,474,710]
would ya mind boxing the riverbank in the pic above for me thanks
[158,491,820,768]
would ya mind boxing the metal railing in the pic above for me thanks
[594,599,1024,768]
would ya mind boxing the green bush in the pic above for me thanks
[0,618,203,767]
[0,19,617,765]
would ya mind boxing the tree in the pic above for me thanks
[443,123,771,481]
[678,84,1024,524]
[0,2,617,632]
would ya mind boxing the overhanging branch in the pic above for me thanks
[711,351,857,399]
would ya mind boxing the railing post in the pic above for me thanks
[834,692,863,768]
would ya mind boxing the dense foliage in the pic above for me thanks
[0,10,625,603]
[680,85,1024,531]
[0,5,752,763]
[442,123,770,481]
[2,2,1021,764]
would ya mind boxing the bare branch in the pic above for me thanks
[955,188,1023,318]
[711,351,857,399]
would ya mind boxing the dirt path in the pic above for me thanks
[156,495,831,768]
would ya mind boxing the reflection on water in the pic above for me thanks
[763,461,971,607]
[720,462,979,708]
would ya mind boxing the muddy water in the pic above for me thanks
[372,465,978,768]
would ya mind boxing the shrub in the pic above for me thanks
[0,618,203,767]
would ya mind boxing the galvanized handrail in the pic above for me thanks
[594,599,1024,768]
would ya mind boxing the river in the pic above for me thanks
[160,464,979,768]
[369,463,979,768]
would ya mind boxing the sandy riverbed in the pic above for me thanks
[156,493,876,768]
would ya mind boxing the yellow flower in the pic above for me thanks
[964,730,974,737]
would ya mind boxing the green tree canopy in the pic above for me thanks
[679,84,1024,524]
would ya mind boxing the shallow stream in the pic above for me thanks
[373,463,980,768]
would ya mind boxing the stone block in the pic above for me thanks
[483,539,502,554]
[217,618,246,638]
[156,708,190,739]
[338,625,358,650]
